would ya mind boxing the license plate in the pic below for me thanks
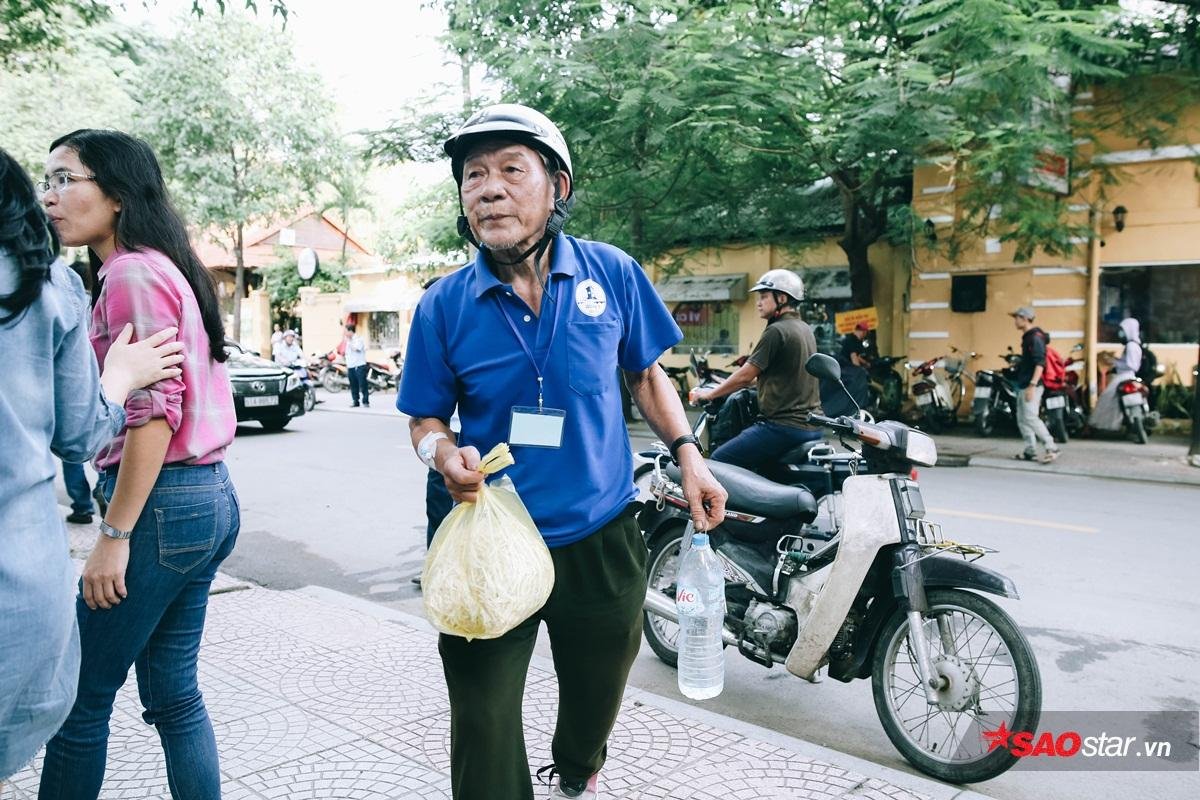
[1121,393,1144,408]
[974,386,992,400]
[915,392,934,406]
[1045,395,1066,409]
[916,519,944,546]
[245,395,279,408]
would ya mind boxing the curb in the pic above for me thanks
[965,456,1200,487]
[293,585,998,800]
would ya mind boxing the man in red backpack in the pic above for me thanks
[1010,306,1062,463]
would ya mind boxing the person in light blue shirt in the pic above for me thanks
[398,104,725,800]
[0,148,183,782]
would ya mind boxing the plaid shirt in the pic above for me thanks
[90,248,235,470]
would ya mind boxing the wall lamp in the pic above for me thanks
[1113,205,1127,233]
[923,218,937,243]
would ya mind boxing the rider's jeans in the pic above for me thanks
[1016,384,1056,456]
[711,420,823,472]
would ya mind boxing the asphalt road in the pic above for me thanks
[203,393,1199,800]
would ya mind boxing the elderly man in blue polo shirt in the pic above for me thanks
[397,104,726,800]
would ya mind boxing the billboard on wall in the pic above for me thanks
[835,306,878,334]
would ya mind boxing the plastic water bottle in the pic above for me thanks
[675,531,725,700]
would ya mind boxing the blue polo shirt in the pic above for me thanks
[398,233,681,547]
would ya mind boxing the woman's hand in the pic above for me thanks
[101,323,185,404]
[82,535,130,610]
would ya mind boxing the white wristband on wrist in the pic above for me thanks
[417,431,449,470]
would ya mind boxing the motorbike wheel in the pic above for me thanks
[642,524,688,668]
[1046,409,1069,444]
[871,588,1042,784]
[321,370,345,393]
[974,407,993,437]
[1130,414,1149,445]
[921,407,943,435]
[303,386,317,413]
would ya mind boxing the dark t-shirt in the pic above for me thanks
[1016,327,1047,389]
[748,311,822,429]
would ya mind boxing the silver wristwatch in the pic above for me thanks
[99,520,133,540]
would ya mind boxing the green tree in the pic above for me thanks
[426,0,1197,307]
[259,246,349,325]
[320,154,374,264]
[134,11,339,339]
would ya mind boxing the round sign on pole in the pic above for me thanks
[297,248,318,281]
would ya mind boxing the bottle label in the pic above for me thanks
[676,585,703,614]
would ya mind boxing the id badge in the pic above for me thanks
[509,406,566,449]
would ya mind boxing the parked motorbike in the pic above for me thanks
[1041,344,1087,443]
[907,356,958,432]
[639,353,1041,783]
[318,351,350,393]
[1115,376,1156,444]
[865,356,905,420]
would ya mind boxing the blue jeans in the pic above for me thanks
[39,463,239,800]
[348,365,370,406]
[711,420,823,473]
[61,460,94,515]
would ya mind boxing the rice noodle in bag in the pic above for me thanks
[422,442,554,640]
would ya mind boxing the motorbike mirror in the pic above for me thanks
[1072,343,1084,352]
[805,352,841,381]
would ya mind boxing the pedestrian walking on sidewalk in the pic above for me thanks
[345,322,370,407]
[1009,306,1060,463]
[36,130,240,800]
[0,148,184,784]
[398,104,726,800]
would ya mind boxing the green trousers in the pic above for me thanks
[438,508,647,800]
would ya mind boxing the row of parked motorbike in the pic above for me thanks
[897,344,1158,445]
[635,353,1042,785]
[302,349,404,395]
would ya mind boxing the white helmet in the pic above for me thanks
[750,269,805,303]
[443,103,573,199]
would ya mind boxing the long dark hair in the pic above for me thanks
[0,148,59,325]
[49,129,227,363]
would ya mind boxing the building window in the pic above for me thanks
[367,311,401,349]
[1099,265,1200,343]
[671,303,739,354]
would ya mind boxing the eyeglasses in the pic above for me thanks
[36,171,96,196]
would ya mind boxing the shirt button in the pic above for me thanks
[506,291,512,296]
[523,314,532,322]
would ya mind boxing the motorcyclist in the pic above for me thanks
[273,329,303,366]
[1088,317,1143,432]
[691,269,823,470]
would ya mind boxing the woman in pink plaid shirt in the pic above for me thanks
[38,130,240,800]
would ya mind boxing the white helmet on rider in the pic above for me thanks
[750,269,805,304]
[443,103,573,199]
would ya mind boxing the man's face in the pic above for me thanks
[755,291,780,320]
[460,141,564,253]
[1013,315,1030,331]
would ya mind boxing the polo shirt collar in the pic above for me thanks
[472,232,578,298]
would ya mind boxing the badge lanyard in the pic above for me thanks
[495,278,569,448]
[493,278,566,410]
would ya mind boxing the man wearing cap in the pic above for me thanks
[1010,306,1060,463]
[840,321,873,367]
[397,103,726,800]
[691,269,824,471]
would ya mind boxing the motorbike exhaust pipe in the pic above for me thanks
[643,588,739,648]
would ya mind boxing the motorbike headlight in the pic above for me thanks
[285,373,301,392]
[905,430,938,467]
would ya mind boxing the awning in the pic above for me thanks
[343,297,403,313]
[653,273,748,302]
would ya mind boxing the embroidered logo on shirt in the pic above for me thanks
[575,279,607,317]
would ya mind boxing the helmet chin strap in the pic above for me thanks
[457,193,575,282]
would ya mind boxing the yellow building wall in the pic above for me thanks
[297,287,347,358]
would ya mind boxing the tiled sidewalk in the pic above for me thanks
[6,577,988,800]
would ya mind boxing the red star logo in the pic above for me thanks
[982,720,1011,753]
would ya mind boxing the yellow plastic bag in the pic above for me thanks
[422,443,555,640]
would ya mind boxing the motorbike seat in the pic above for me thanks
[778,440,825,466]
[666,460,817,523]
